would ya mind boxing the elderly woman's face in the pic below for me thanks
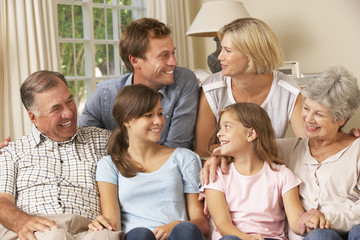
[302,98,344,139]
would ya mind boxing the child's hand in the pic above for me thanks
[298,209,332,234]
[88,215,115,232]
[153,221,179,240]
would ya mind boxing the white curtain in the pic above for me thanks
[0,0,60,140]
[147,0,194,69]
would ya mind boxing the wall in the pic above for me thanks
[188,0,360,134]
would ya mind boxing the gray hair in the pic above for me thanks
[302,65,360,123]
[20,70,68,112]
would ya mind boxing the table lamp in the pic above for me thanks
[186,0,250,73]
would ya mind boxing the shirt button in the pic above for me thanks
[166,115,169,119]
[316,180,319,185]
[314,197,318,202]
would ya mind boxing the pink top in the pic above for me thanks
[201,161,301,240]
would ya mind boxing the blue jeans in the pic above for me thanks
[304,224,360,240]
[220,235,277,240]
[125,222,204,240]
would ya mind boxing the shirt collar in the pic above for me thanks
[30,124,85,147]
[127,71,169,99]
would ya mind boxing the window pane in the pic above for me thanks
[68,80,76,99]
[120,9,132,26]
[74,5,84,38]
[93,8,106,39]
[76,43,85,76]
[60,43,74,76]
[93,0,104,3]
[108,44,115,75]
[95,44,107,76]
[106,0,114,4]
[107,8,113,40]
[77,80,87,114]
[119,0,131,6]
[58,4,72,38]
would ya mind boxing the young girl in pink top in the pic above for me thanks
[202,102,330,240]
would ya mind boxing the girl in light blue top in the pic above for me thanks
[88,84,209,240]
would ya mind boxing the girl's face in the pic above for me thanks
[302,98,345,140]
[217,111,253,157]
[218,34,250,78]
[125,99,164,143]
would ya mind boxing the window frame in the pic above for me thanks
[56,0,147,113]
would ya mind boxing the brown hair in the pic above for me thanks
[20,70,68,111]
[119,17,171,72]
[210,102,283,170]
[107,84,161,177]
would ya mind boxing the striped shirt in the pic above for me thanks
[0,125,111,220]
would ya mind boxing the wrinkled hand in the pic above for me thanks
[153,222,179,240]
[0,136,11,154]
[350,128,360,138]
[298,209,332,235]
[200,154,229,186]
[88,215,116,232]
[16,215,57,240]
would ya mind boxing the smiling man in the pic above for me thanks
[78,18,199,150]
[0,71,122,240]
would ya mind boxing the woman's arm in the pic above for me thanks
[88,181,121,231]
[195,90,218,158]
[289,94,306,138]
[206,189,262,240]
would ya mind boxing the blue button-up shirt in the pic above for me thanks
[78,66,198,150]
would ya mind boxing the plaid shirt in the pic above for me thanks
[0,125,111,220]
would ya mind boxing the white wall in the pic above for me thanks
[188,0,360,134]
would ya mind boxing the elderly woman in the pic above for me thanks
[278,65,360,240]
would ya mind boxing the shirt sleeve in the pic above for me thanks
[0,147,17,196]
[163,69,199,150]
[200,167,225,198]
[175,148,202,194]
[78,86,106,129]
[96,155,119,185]
[278,165,302,196]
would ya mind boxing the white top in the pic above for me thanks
[278,137,360,238]
[201,162,301,240]
[202,71,300,138]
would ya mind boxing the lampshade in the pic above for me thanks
[186,0,250,37]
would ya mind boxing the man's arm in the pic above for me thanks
[78,87,106,129]
[0,193,57,240]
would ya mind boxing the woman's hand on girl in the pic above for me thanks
[88,215,116,232]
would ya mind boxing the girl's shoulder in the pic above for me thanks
[169,148,202,169]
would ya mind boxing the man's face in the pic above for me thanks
[29,79,77,142]
[135,35,177,90]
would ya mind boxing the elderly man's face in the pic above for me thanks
[29,78,77,142]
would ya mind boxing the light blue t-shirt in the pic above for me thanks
[96,147,202,233]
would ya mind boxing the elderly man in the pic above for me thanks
[78,17,199,150]
[0,71,123,240]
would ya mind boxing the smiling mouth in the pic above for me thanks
[150,128,161,133]
[60,120,72,128]
[306,124,319,130]
[220,140,229,146]
[164,70,173,74]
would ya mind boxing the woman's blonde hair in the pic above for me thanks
[218,18,284,74]
[210,102,283,170]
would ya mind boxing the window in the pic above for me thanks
[57,0,146,114]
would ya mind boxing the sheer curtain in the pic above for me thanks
[147,0,194,69]
[0,0,60,140]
